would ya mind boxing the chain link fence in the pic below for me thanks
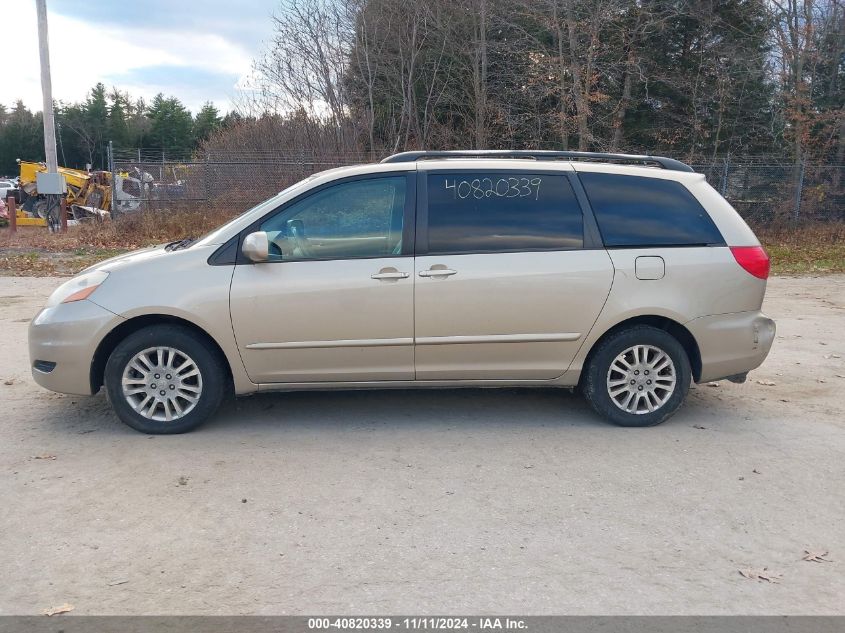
[110,149,844,226]
[690,160,844,224]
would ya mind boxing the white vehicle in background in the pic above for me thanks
[0,179,16,201]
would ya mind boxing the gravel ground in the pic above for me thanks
[0,275,843,615]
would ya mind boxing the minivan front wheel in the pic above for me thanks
[104,324,227,434]
[582,325,691,427]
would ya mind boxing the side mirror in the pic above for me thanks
[242,231,270,263]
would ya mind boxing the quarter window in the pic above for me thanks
[260,176,407,261]
[579,172,724,247]
[425,173,583,254]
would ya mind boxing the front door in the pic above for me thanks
[414,169,614,380]
[230,174,415,383]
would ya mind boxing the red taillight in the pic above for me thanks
[730,246,770,279]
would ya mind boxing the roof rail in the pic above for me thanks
[380,150,694,173]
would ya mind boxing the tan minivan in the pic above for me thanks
[29,151,775,433]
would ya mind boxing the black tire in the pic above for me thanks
[104,324,228,434]
[581,325,691,427]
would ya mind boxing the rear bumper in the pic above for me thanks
[29,300,123,396]
[686,310,775,383]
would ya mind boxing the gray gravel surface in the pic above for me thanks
[1,276,843,615]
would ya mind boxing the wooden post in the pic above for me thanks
[7,197,15,235]
[60,196,67,232]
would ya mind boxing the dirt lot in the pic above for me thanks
[0,275,843,615]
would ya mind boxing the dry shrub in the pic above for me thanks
[755,220,845,246]
[756,220,845,274]
[78,206,238,250]
[1,201,246,252]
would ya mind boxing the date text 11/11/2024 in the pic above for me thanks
[308,617,528,630]
[444,176,543,200]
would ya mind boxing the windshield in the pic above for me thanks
[192,176,318,247]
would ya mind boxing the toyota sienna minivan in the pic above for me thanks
[29,150,775,433]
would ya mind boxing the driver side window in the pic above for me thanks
[260,176,407,262]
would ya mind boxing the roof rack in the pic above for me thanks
[380,150,694,173]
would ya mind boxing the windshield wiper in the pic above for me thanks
[165,237,197,251]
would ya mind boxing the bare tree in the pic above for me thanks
[250,0,356,149]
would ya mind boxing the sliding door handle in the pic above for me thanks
[419,268,457,277]
[371,271,410,280]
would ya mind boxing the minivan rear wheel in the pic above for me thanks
[582,325,691,427]
[104,324,227,434]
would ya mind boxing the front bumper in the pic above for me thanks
[686,310,776,383]
[29,300,124,396]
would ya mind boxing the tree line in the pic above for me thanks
[234,0,842,166]
[2,0,841,179]
[0,85,231,176]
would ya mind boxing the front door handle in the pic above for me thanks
[371,270,410,280]
[419,268,457,277]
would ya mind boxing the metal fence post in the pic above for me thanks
[793,160,805,220]
[205,153,210,202]
[720,158,730,196]
[7,196,16,235]
[108,140,116,217]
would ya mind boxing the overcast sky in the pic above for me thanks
[4,0,278,114]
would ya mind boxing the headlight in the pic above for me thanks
[45,271,110,307]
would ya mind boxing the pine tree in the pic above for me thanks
[86,83,110,167]
[108,89,130,149]
[0,101,44,175]
[193,102,222,147]
[147,94,194,156]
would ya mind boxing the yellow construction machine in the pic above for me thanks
[14,160,149,229]
[16,160,115,227]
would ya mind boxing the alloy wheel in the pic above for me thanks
[606,344,676,414]
[121,346,203,422]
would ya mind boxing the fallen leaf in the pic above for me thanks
[706,382,720,387]
[108,579,129,586]
[693,424,707,430]
[802,550,833,563]
[3,379,13,386]
[32,454,56,460]
[43,603,74,616]
[738,568,782,583]
[756,380,776,386]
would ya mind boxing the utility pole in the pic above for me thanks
[35,0,65,231]
[36,0,58,173]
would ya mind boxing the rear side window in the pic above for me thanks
[425,173,583,254]
[580,173,724,247]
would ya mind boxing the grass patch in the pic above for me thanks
[757,222,845,275]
